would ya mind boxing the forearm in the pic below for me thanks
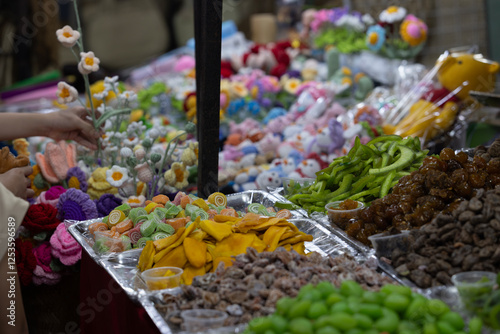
[0,113,49,140]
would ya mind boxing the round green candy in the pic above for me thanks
[289,318,312,334]
[287,300,311,318]
[340,280,363,297]
[325,293,343,307]
[136,237,152,249]
[307,301,328,319]
[315,326,340,334]
[140,219,156,237]
[358,303,383,319]
[353,313,373,329]
[315,281,336,298]
[384,293,410,313]
[248,317,273,333]
[439,311,465,330]
[269,315,287,333]
[325,313,356,331]
[426,299,450,317]
[276,297,294,316]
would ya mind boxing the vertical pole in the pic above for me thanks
[194,0,222,198]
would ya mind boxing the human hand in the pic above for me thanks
[0,166,34,200]
[42,107,101,150]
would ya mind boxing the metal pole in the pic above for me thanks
[194,0,222,198]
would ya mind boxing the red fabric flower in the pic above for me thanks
[15,239,37,286]
[22,203,61,234]
[270,63,288,78]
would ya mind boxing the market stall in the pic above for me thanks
[3,1,500,333]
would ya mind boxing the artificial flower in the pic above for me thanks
[95,193,122,217]
[127,121,147,135]
[32,265,61,286]
[29,165,49,197]
[93,91,108,101]
[22,203,61,233]
[123,195,146,208]
[56,82,79,104]
[379,6,407,23]
[164,162,189,189]
[336,14,364,32]
[119,91,137,102]
[181,142,199,166]
[134,162,153,183]
[56,25,80,48]
[15,239,37,286]
[35,141,76,184]
[104,75,119,91]
[33,242,53,273]
[120,147,133,158]
[35,186,67,207]
[366,25,386,51]
[78,51,100,75]
[148,128,160,139]
[57,188,98,221]
[134,147,146,160]
[106,165,129,188]
[283,78,302,95]
[362,13,375,25]
[50,223,82,266]
[67,166,88,192]
[87,167,118,200]
[123,135,139,147]
[400,14,428,46]
[230,82,248,98]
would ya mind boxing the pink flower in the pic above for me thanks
[32,265,61,286]
[134,162,153,183]
[35,186,67,207]
[50,224,82,266]
[33,242,53,273]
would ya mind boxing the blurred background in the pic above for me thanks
[0,0,498,89]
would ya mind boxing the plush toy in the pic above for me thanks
[231,167,282,192]
[233,42,292,78]
[257,133,281,155]
[384,52,500,141]
[0,147,30,174]
[263,107,287,125]
[313,119,345,155]
[303,102,346,134]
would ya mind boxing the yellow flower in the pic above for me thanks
[130,109,144,123]
[354,73,365,83]
[284,78,302,95]
[87,167,118,200]
[181,142,198,166]
[230,82,248,98]
[68,176,81,189]
[29,165,48,197]
[341,67,352,76]
[56,82,79,104]
[341,77,353,86]
[164,162,189,189]
[220,79,231,92]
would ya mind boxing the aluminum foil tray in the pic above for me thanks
[226,190,306,218]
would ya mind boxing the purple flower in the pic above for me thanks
[57,188,98,221]
[286,70,302,79]
[94,194,122,217]
[329,7,348,23]
[66,166,88,192]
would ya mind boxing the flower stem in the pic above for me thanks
[73,0,84,52]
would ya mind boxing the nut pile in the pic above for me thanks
[157,247,393,328]
[391,186,500,288]
[474,137,500,162]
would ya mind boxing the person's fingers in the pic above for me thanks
[20,166,33,177]
[74,135,98,150]
[73,115,100,140]
[25,177,31,188]
[26,188,35,199]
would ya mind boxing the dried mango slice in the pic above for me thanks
[192,198,209,212]
[292,242,306,255]
[213,215,241,223]
[188,229,208,241]
[183,237,207,268]
[137,241,155,272]
[153,219,198,263]
[262,225,289,252]
[182,265,206,285]
[153,244,187,268]
[213,233,266,259]
[278,232,313,246]
[154,227,185,252]
[199,220,233,241]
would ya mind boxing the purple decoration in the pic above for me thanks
[329,7,349,23]
[95,194,122,217]
[66,167,88,192]
[261,98,272,108]
[57,188,98,221]
[147,175,161,198]
[286,70,301,79]
[328,119,346,152]
[45,186,67,200]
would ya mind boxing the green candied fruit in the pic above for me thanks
[289,317,313,334]
[307,301,328,319]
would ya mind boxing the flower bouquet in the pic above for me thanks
[365,6,428,60]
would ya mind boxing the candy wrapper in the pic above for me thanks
[382,49,499,151]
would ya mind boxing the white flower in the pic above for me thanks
[379,6,407,23]
[120,147,133,158]
[97,104,111,115]
[123,195,146,208]
[106,165,129,187]
[119,91,137,102]
[103,119,113,130]
[123,135,139,147]
[104,146,118,154]
[362,13,375,25]
[56,82,78,104]
[93,91,108,100]
[56,25,80,48]
[148,128,160,139]
[158,126,167,137]
[77,160,91,178]
[104,76,119,91]
[337,14,364,32]
[78,51,100,75]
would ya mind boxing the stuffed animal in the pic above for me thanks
[257,133,281,155]
[384,52,499,141]
[0,147,30,174]
[288,152,327,179]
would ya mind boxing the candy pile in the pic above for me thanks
[88,192,294,253]
[158,247,393,328]
[392,187,500,288]
[245,280,482,334]
[286,135,428,214]
[137,214,313,284]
